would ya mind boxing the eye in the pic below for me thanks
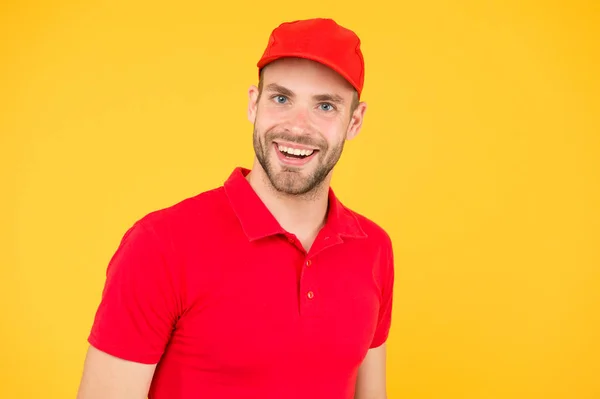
[319,103,335,112]
[272,95,288,104]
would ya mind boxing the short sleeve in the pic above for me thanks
[370,238,395,348]
[88,219,182,364]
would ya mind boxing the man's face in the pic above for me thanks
[247,58,366,196]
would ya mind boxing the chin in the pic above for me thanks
[268,168,322,196]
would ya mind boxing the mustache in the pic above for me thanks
[265,130,327,149]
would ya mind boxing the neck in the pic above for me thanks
[246,162,331,250]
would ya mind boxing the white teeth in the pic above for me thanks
[277,144,314,157]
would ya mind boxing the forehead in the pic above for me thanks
[261,58,355,96]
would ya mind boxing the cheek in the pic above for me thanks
[259,101,288,117]
[256,107,285,129]
[318,119,347,144]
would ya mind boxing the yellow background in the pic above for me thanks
[1,0,598,398]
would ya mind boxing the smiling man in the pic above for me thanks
[77,18,395,399]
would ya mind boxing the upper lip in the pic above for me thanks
[274,141,319,151]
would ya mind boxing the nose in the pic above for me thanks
[287,105,312,135]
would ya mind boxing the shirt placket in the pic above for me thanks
[298,233,343,317]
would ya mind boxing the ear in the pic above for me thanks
[346,101,367,140]
[248,85,260,123]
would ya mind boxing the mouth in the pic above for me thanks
[273,142,319,166]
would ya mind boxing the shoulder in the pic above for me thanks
[342,206,396,306]
[116,185,233,253]
[356,211,392,246]
[136,185,230,232]
[341,201,393,252]
[340,204,396,300]
[340,200,395,266]
[335,198,395,268]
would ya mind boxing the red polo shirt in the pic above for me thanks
[88,167,394,399]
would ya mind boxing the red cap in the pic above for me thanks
[257,18,365,98]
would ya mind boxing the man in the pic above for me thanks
[77,18,394,399]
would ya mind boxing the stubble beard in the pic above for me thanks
[253,126,344,198]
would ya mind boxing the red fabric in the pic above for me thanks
[88,167,394,399]
[257,18,365,97]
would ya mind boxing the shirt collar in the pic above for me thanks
[223,167,368,242]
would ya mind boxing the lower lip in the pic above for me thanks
[274,143,318,166]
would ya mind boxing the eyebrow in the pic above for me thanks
[265,83,294,98]
[314,93,345,105]
[265,83,346,105]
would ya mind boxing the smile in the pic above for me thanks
[277,144,315,158]
[273,142,319,166]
